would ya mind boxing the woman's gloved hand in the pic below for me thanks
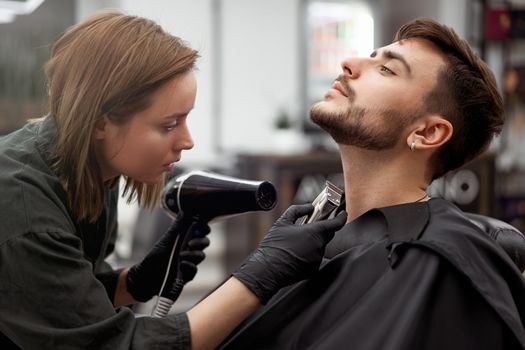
[126,216,210,302]
[232,204,347,304]
[179,236,210,283]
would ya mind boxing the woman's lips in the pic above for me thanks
[163,157,181,172]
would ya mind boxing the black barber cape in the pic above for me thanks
[221,199,525,349]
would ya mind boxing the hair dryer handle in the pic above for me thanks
[153,214,207,318]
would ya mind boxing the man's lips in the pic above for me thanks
[331,81,348,97]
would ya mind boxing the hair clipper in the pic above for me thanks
[297,181,344,224]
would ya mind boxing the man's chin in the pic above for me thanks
[310,104,341,128]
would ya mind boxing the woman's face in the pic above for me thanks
[94,70,196,184]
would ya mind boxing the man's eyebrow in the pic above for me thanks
[372,49,412,75]
[383,50,412,74]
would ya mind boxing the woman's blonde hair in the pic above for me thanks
[45,9,199,222]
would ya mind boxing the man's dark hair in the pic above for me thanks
[395,18,504,180]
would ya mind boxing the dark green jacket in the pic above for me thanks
[0,117,190,349]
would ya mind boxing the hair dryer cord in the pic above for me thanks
[151,215,203,317]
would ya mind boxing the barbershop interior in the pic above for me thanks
[1,0,525,318]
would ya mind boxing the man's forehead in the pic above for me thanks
[381,38,441,55]
[378,38,446,71]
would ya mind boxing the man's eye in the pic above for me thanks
[380,65,394,75]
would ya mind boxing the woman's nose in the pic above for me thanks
[177,125,194,151]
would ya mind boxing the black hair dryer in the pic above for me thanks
[162,170,277,221]
[152,170,277,317]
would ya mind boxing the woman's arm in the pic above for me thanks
[114,269,259,350]
[115,271,260,350]
[187,277,260,350]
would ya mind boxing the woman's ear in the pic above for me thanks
[406,115,453,151]
[93,116,108,140]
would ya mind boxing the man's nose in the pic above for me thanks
[340,57,364,79]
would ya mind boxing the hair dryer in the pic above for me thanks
[162,170,277,221]
[152,170,277,317]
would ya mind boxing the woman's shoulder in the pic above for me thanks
[0,119,75,245]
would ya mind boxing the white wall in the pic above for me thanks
[75,0,120,20]
[376,0,468,43]
[220,0,301,154]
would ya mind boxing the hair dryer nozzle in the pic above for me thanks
[162,170,277,221]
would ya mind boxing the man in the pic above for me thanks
[221,18,525,349]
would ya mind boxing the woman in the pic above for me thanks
[0,10,346,350]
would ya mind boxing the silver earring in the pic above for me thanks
[410,141,416,152]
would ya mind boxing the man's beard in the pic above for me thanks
[310,102,421,151]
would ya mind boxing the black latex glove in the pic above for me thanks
[126,216,210,302]
[179,236,210,283]
[232,203,347,304]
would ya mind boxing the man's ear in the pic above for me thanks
[406,115,453,151]
[93,116,108,140]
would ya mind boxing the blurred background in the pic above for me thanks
[1,0,524,313]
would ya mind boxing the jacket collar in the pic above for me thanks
[325,200,431,259]
[377,200,430,244]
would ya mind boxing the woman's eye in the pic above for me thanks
[164,123,178,132]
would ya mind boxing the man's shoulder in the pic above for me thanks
[415,199,525,346]
[422,198,511,260]
[415,198,523,283]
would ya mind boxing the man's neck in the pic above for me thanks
[339,146,429,222]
